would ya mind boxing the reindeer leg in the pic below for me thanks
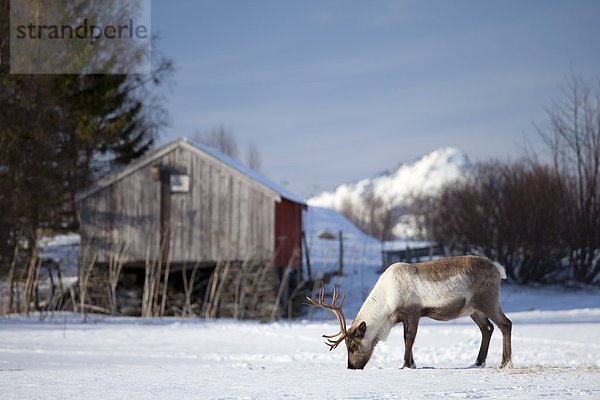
[488,308,512,368]
[481,305,512,368]
[476,283,512,369]
[402,317,419,369]
[471,311,494,367]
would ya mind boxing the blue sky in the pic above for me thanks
[151,0,600,198]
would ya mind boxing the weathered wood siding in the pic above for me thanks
[78,143,278,264]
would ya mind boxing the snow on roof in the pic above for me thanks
[184,138,305,205]
[75,137,305,205]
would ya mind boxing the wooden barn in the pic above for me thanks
[75,138,305,317]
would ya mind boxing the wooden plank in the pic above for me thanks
[201,159,209,260]
[231,177,240,259]
[77,142,281,266]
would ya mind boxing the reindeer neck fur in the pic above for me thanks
[351,265,406,346]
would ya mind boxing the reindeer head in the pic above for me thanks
[305,285,374,369]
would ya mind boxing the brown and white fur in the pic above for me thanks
[344,256,512,369]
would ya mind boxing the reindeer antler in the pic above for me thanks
[305,284,348,351]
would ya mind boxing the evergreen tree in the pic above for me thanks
[0,0,172,267]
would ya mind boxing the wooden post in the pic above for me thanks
[159,168,171,267]
[338,230,343,274]
[301,230,312,281]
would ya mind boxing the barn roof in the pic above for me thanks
[75,138,306,205]
[187,139,305,205]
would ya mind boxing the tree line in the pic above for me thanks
[417,76,600,284]
[339,75,599,285]
[0,0,172,270]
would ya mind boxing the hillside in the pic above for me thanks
[308,147,471,237]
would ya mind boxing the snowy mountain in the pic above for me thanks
[307,147,471,237]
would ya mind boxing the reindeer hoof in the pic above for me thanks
[401,361,416,369]
[500,360,513,369]
[468,362,485,369]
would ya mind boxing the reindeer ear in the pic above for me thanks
[355,321,367,338]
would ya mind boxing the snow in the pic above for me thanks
[303,206,381,274]
[1,285,599,399]
[383,238,436,251]
[307,147,469,206]
[185,138,306,205]
[4,185,599,399]
[38,233,80,278]
[303,206,383,316]
[308,147,470,237]
[3,228,600,398]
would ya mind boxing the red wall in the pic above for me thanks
[274,199,303,269]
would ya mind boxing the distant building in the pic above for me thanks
[75,138,305,317]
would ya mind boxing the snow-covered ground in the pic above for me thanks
[1,285,599,399]
[38,233,80,278]
[3,205,598,399]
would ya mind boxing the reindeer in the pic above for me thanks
[306,255,512,370]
